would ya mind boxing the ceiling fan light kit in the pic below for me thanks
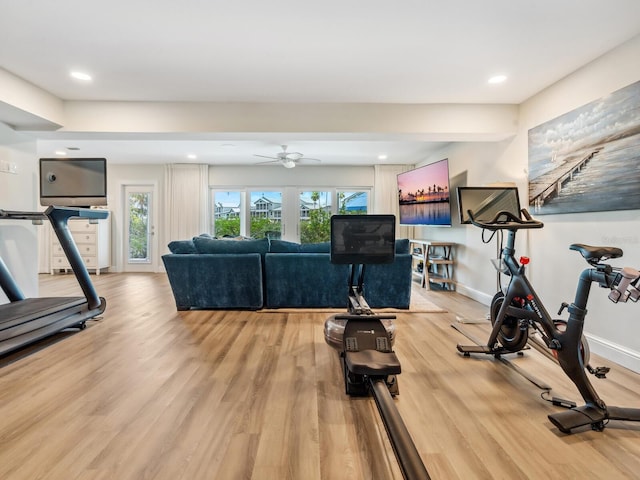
[282,160,296,168]
[254,145,321,168]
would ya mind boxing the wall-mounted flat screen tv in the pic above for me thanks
[39,158,107,207]
[457,186,521,224]
[330,214,396,264]
[397,158,451,226]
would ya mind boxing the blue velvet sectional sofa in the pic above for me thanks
[162,236,412,311]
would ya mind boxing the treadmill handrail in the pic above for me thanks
[45,207,108,309]
[1,206,108,310]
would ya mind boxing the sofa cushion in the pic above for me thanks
[193,236,269,256]
[299,241,331,253]
[264,253,348,308]
[269,239,301,253]
[269,240,331,253]
[395,238,410,254]
[168,239,197,254]
[162,253,264,310]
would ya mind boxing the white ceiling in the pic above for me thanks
[2,0,640,165]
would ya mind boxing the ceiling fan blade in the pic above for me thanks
[254,154,280,160]
[301,157,322,162]
[255,159,280,165]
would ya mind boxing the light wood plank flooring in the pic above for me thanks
[1,273,639,479]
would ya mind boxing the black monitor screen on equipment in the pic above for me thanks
[330,214,396,264]
[457,186,521,224]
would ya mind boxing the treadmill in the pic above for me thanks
[0,206,107,356]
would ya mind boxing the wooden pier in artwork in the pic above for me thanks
[529,147,602,209]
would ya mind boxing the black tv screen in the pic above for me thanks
[397,158,451,226]
[457,186,521,224]
[39,158,107,207]
[330,214,396,264]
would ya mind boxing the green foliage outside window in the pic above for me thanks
[300,208,331,243]
[129,193,149,260]
[214,217,241,237]
[249,217,281,239]
[214,217,282,239]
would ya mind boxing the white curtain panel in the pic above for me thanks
[373,164,415,240]
[164,164,209,241]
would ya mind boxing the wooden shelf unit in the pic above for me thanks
[409,239,455,290]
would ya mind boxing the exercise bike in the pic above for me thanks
[457,208,640,434]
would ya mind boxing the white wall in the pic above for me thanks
[415,141,520,305]
[429,34,640,371]
[0,123,39,302]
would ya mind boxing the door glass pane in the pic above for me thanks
[128,192,150,263]
[213,191,241,237]
[250,191,282,239]
[300,191,332,243]
[338,191,368,215]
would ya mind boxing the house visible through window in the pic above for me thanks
[211,187,370,241]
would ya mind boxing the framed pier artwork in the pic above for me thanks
[528,79,640,215]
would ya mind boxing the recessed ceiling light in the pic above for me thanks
[70,71,92,81]
[55,150,67,156]
[488,74,507,84]
[378,154,388,161]
[187,154,197,160]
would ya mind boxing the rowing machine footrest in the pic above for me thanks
[345,350,401,376]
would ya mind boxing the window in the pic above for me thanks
[212,191,241,236]
[210,187,371,241]
[250,191,282,239]
[338,190,369,215]
[300,191,332,243]
[127,190,152,263]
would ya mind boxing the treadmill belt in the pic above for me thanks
[1,297,86,330]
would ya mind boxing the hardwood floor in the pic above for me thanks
[1,273,639,479]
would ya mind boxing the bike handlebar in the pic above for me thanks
[467,208,544,231]
[609,266,640,303]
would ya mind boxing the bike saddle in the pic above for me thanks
[570,243,623,264]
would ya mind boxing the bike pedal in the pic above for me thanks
[587,365,610,378]
[552,397,577,409]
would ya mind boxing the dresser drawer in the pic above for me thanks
[51,241,98,256]
[50,214,111,275]
[69,221,98,233]
[52,254,97,268]
[72,232,97,244]
[51,255,71,268]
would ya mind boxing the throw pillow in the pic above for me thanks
[300,241,331,253]
[193,236,269,256]
[269,239,301,253]
[168,239,197,254]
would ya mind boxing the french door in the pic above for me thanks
[123,184,157,272]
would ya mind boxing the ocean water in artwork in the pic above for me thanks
[528,79,640,215]
[530,134,640,215]
[399,201,451,225]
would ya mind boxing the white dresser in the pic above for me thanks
[50,215,111,275]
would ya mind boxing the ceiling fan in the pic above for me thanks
[254,145,321,168]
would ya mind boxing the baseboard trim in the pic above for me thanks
[584,333,640,374]
[455,283,492,306]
